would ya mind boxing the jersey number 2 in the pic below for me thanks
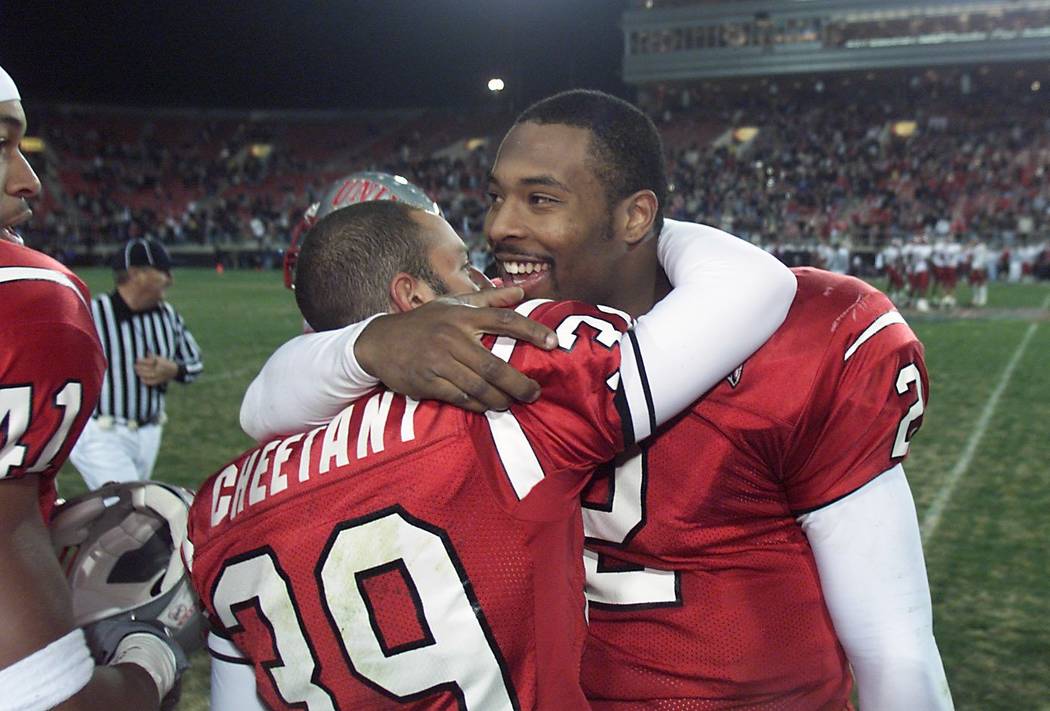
[582,449,680,609]
[211,508,517,710]
[892,363,925,458]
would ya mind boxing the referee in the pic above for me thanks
[70,237,202,489]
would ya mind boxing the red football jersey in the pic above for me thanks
[0,242,105,519]
[188,301,647,711]
[581,268,930,709]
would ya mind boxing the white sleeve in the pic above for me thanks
[622,219,796,439]
[239,315,383,442]
[208,632,268,711]
[798,465,954,711]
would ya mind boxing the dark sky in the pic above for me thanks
[2,0,631,110]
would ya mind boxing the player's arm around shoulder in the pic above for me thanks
[240,287,557,442]
[648,219,797,427]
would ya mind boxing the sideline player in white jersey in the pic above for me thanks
[905,234,933,311]
[965,238,990,306]
[1020,241,1042,283]
[0,64,185,711]
[876,239,906,304]
[932,238,962,308]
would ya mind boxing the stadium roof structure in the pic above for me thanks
[622,0,1050,82]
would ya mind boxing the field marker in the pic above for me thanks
[921,292,1050,542]
[208,366,257,382]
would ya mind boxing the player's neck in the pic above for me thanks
[605,235,671,319]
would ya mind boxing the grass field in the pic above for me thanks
[58,268,1050,710]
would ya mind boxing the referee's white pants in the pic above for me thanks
[69,417,164,490]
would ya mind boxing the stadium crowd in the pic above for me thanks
[20,68,1050,283]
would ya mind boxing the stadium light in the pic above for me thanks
[487,77,505,94]
[20,136,46,153]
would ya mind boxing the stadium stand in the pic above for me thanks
[19,65,1050,280]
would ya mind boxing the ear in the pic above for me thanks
[616,189,659,246]
[388,272,435,313]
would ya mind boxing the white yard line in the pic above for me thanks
[921,292,1050,542]
[207,366,257,382]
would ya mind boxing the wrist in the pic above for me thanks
[351,313,390,379]
[109,632,178,700]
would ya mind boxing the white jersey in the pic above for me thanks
[905,243,932,274]
[1021,244,1042,266]
[930,242,949,269]
[967,243,989,271]
[877,244,902,272]
[945,242,963,269]
[828,246,850,275]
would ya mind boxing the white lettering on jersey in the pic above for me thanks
[0,383,85,478]
[318,405,353,474]
[0,386,32,477]
[221,396,424,524]
[400,398,419,442]
[892,363,925,458]
[583,549,679,607]
[270,433,304,496]
[298,426,324,483]
[210,464,239,527]
[249,440,280,506]
[556,315,621,350]
[231,449,259,518]
[357,391,394,459]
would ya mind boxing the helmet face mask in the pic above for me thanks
[51,481,205,653]
[283,172,441,290]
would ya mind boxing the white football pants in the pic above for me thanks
[69,417,163,490]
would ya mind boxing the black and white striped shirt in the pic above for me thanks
[89,290,203,425]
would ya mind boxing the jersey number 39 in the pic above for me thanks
[211,507,518,710]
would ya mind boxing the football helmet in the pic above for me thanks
[50,481,204,653]
[283,171,442,289]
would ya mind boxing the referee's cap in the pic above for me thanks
[114,238,173,273]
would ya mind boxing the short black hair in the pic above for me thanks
[515,89,667,235]
[294,201,444,331]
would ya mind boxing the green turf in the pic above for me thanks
[57,269,1050,709]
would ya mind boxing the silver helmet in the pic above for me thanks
[50,481,205,653]
[316,170,441,220]
[284,171,441,289]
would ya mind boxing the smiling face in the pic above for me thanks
[0,100,41,244]
[484,121,623,305]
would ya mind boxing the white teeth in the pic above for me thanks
[501,260,550,276]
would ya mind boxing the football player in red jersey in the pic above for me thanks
[0,65,185,710]
[191,200,795,709]
[239,89,954,709]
